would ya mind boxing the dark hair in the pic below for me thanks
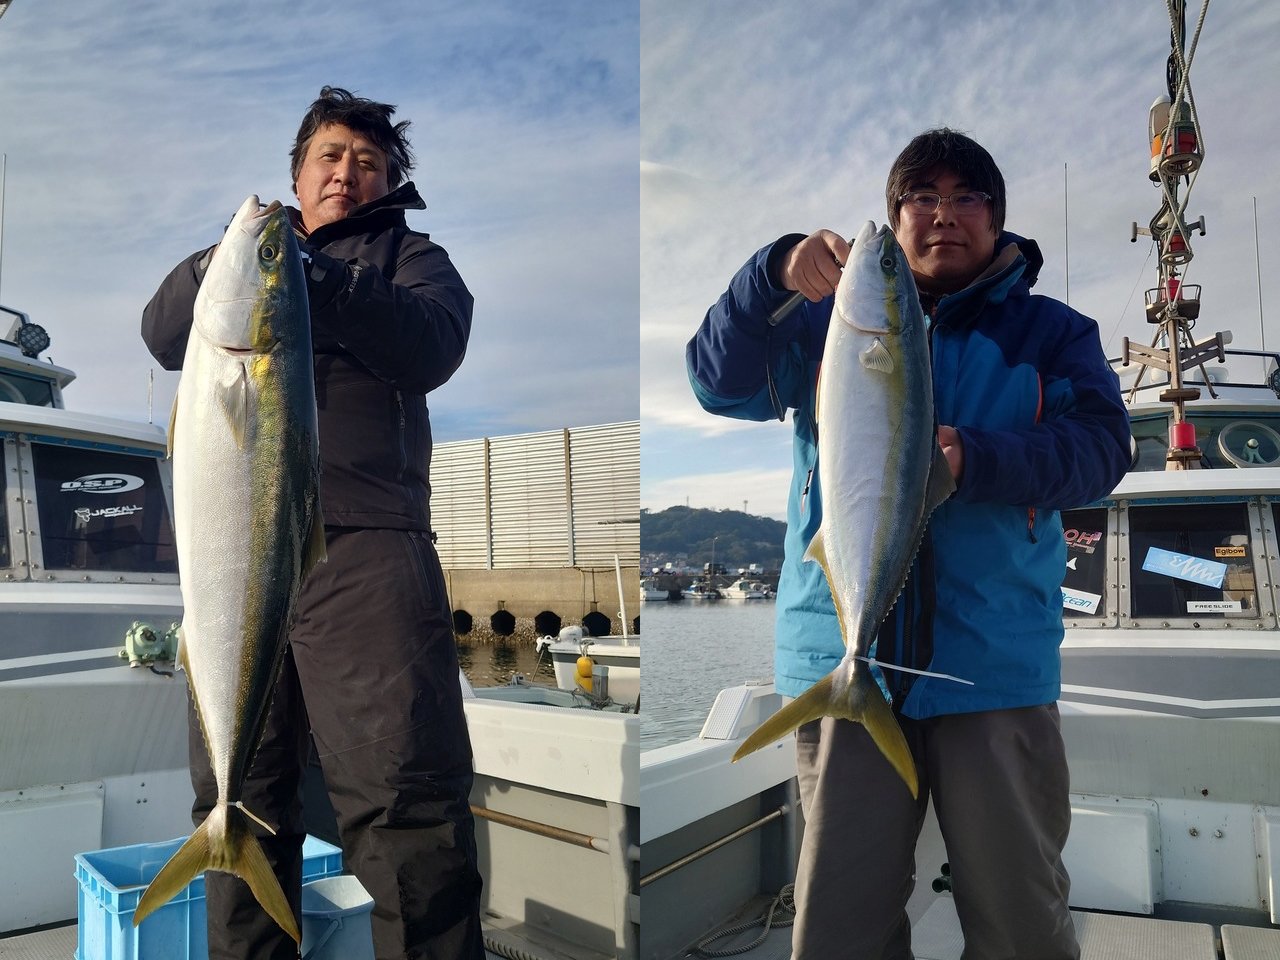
[885,128,1005,234]
[290,86,414,189]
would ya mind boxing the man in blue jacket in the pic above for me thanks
[687,129,1130,959]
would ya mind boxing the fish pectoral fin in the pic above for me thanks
[926,440,958,512]
[217,363,250,449]
[303,507,328,576]
[859,337,895,374]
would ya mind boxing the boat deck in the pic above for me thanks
[675,897,1280,960]
[0,920,589,960]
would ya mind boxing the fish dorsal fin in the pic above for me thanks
[218,363,250,449]
[925,440,957,514]
[859,338,895,374]
[302,506,328,577]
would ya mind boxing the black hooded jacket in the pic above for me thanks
[141,182,473,530]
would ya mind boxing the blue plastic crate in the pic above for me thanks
[74,834,343,960]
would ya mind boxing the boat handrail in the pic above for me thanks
[1112,346,1280,399]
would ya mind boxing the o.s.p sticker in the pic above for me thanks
[60,474,145,495]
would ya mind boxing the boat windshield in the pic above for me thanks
[1062,508,1107,617]
[1131,413,1280,470]
[0,369,56,407]
[1129,502,1255,619]
[1064,500,1263,625]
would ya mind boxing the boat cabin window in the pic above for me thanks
[1127,502,1255,619]
[0,370,56,407]
[30,442,177,574]
[1061,508,1107,617]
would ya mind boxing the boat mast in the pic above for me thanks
[1122,0,1225,471]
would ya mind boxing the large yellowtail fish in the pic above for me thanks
[134,196,325,940]
[731,222,956,797]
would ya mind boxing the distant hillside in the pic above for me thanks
[641,506,786,570]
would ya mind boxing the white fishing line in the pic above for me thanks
[854,655,975,686]
[232,800,278,835]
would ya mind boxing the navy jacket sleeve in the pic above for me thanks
[304,234,472,395]
[140,246,216,370]
[686,235,812,420]
[956,306,1131,510]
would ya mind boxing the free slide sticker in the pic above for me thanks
[1141,546,1226,590]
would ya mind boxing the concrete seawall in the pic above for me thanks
[444,565,641,639]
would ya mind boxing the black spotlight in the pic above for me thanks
[16,322,49,358]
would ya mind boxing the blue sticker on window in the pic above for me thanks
[1141,546,1227,589]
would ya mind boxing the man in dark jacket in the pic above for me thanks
[688,129,1130,959]
[142,86,484,960]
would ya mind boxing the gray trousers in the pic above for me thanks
[792,705,1079,960]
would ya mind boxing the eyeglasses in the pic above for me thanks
[897,190,992,217]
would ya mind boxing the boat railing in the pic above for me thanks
[1111,346,1280,402]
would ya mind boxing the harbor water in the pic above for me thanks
[456,638,558,688]
[640,599,776,749]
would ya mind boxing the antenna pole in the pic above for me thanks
[1063,162,1070,305]
[0,153,6,303]
[1255,196,1266,354]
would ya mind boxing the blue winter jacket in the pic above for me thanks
[686,231,1131,718]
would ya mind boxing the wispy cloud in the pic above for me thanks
[0,0,638,439]
[642,0,1279,520]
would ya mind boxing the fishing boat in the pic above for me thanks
[0,305,193,936]
[639,10,1280,958]
[720,578,768,600]
[682,580,722,600]
[0,307,640,960]
[536,623,642,707]
[641,576,672,601]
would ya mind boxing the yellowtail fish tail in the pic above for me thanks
[132,804,300,943]
[731,669,919,799]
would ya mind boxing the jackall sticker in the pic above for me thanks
[75,505,143,523]
[61,473,145,495]
[1141,546,1227,590]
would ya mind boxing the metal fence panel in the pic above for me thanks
[430,421,638,570]
[430,439,489,568]
[569,422,639,566]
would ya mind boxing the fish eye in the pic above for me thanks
[880,256,895,270]
[259,243,278,262]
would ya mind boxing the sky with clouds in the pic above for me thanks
[0,0,637,441]
[642,0,1279,520]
